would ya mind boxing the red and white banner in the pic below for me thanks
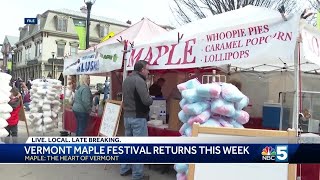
[301,22,320,67]
[126,15,299,71]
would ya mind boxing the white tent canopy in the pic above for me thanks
[63,18,168,76]
[126,5,302,72]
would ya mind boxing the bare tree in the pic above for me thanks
[307,0,320,26]
[170,0,298,25]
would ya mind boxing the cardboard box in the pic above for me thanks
[168,99,183,131]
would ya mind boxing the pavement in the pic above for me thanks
[0,112,177,180]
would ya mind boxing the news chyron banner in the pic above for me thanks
[0,137,319,163]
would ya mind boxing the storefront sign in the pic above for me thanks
[63,43,123,76]
[126,15,299,70]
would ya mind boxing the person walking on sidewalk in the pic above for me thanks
[72,75,92,136]
[5,88,22,144]
[120,60,153,180]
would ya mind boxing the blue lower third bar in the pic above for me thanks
[0,144,317,163]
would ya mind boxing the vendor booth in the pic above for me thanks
[62,18,169,136]
[62,5,320,180]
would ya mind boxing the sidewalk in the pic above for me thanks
[0,113,176,180]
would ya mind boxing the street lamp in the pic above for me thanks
[51,52,55,79]
[9,50,14,76]
[84,0,96,49]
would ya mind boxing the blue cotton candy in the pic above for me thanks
[235,96,249,110]
[174,163,189,173]
[177,78,201,92]
[196,83,221,98]
[184,127,192,136]
[211,98,236,117]
[201,119,222,127]
[179,99,188,109]
[181,88,204,104]
[179,123,190,135]
[230,119,245,128]
[182,101,210,115]
[221,83,245,102]
[178,110,190,123]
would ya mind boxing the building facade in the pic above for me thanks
[1,36,19,73]
[14,9,130,81]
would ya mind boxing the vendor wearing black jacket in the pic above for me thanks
[121,60,153,180]
[149,78,165,97]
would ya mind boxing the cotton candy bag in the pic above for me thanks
[221,83,245,102]
[181,88,204,104]
[178,110,190,123]
[196,83,221,98]
[183,101,210,115]
[174,164,188,173]
[177,78,201,92]
[188,110,211,125]
[235,96,249,110]
[211,99,235,117]
[233,110,250,124]
[201,119,222,127]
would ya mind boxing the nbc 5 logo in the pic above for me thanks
[275,145,288,162]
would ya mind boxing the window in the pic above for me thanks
[35,42,42,57]
[69,42,79,56]
[39,42,42,55]
[56,39,66,57]
[16,52,19,63]
[57,17,67,32]
[19,51,22,62]
[25,48,28,60]
[35,43,38,57]
[27,48,31,60]
[57,44,65,57]
[70,46,78,56]
[99,24,109,38]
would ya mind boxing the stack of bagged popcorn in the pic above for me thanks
[174,78,250,180]
[0,73,13,142]
[29,79,62,134]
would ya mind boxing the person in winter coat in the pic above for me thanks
[120,60,153,180]
[72,75,92,136]
[5,88,22,144]
[21,82,31,111]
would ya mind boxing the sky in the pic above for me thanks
[0,0,176,43]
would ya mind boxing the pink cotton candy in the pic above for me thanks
[179,123,190,135]
[174,164,188,173]
[177,84,187,92]
[230,119,245,128]
[196,83,221,98]
[221,83,245,102]
[184,127,192,137]
[178,110,190,123]
[181,88,204,104]
[179,99,188,109]
[218,118,234,128]
[188,110,211,125]
[235,96,249,110]
[177,78,201,92]
[176,173,187,180]
[182,101,210,115]
[233,110,250,124]
[201,119,222,127]
[211,99,236,117]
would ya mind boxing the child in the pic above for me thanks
[5,88,22,144]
